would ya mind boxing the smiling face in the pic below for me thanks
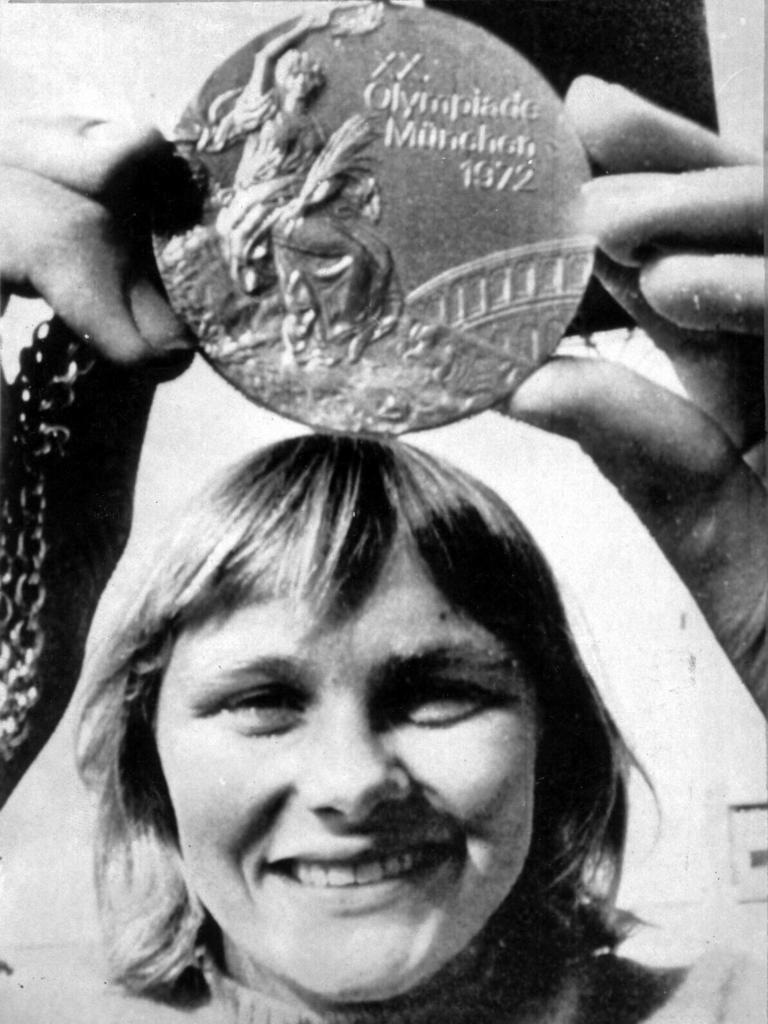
[155,546,538,1005]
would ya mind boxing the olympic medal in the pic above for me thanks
[155,2,593,434]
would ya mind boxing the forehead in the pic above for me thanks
[166,546,509,682]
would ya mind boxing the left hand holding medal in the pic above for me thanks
[507,75,766,708]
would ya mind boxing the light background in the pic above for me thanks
[0,0,765,966]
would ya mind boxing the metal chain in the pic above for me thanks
[0,321,94,762]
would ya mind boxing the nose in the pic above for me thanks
[298,703,411,824]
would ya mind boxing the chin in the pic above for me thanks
[278,925,460,1006]
[289,959,425,1005]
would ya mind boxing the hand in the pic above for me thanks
[570,75,763,454]
[504,77,766,711]
[0,116,195,374]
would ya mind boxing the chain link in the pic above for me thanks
[0,321,94,762]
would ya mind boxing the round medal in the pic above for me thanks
[155,1,593,434]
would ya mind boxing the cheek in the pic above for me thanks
[157,724,274,871]
[400,711,536,844]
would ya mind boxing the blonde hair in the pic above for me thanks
[77,435,630,1000]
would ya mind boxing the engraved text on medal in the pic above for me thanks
[363,51,540,191]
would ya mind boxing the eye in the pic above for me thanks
[407,693,485,727]
[222,686,305,736]
[384,681,509,730]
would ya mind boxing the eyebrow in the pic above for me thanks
[370,645,525,692]
[183,645,525,709]
[184,655,311,705]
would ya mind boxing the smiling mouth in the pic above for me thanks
[270,843,458,889]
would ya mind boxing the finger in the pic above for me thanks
[0,116,167,197]
[565,75,760,173]
[641,253,765,335]
[504,356,735,486]
[127,272,196,358]
[8,173,192,366]
[501,357,768,711]
[42,253,183,368]
[46,279,194,375]
[581,165,763,266]
[592,253,765,453]
[45,239,195,369]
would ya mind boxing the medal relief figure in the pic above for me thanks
[192,13,402,368]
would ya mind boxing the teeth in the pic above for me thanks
[354,859,385,885]
[291,849,426,888]
[307,864,326,887]
[384,855,401,877]
[326,865,355,887]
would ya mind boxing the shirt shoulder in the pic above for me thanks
[574,948,766,1024]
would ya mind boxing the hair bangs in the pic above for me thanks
[124,435,550,646]
[141,436,403,633]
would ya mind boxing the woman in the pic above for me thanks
[3,442,764,1022]
[75,434,630,1019]
[0,12,765,1023]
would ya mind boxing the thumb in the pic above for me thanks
[503,355,737,492]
